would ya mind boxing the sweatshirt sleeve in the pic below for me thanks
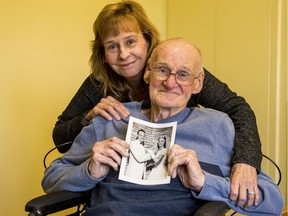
[194,69,262,172]
[42,122,104,193]
[191,109,283,215]
[192,171,284,216]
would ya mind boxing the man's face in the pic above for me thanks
[138,131,145,142]
[148,41,203,112]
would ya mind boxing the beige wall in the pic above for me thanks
[0,1,165,215]
[167,0,287,210]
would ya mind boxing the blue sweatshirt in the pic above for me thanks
[42,102,284,216]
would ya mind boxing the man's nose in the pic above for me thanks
[164,73,179,86]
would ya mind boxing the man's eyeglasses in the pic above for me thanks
[150,66,202,86]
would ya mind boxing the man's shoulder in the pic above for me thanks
[191,107,232,126]
[193,107,229,118]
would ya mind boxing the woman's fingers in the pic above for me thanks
[88,96,130,121]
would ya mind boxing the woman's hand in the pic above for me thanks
[85,96,130,121]
[88,137,129,179]
[167,144,205,192]
[230,163,259,208]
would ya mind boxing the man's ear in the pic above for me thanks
[192,72,205,94]
[144,69,151,84]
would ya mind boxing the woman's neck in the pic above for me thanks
[126,71,149,101]
[129,85,148,101]
[126,70,145,89]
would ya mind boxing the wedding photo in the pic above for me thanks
[119,116,177,185]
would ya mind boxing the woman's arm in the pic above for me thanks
[190,68,262,171]
[52,76,131,153]
[147,148,165,164]
[52,76,103,153]
[130,142,151,163]
[189,68,262,206]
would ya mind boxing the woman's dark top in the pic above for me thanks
[52,68,262,171]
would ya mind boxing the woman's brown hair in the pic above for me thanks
[90,0,160,100]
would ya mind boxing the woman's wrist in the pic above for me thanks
[81,112,91,126]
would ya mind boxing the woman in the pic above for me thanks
[147,136,167,180]
[53,0,157,153]
[52,0,261,206]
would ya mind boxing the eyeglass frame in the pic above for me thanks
[149,65,203,86]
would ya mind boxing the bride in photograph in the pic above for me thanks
[147,136,168,180]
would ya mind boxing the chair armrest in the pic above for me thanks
[25,190,90,216]
[194,201,229,216]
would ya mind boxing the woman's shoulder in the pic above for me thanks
[189,107,233,128]
[74,76,104,104]
[81,75,102,89]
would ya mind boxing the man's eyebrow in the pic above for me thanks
[179,66,192,71]
[154,62,168,66]
[154,63,191,71]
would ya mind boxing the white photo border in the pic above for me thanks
[119,116,177,185]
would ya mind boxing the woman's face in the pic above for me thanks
[158,138,165,148]
[104,31,149,80]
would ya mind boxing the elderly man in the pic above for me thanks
[42,38,283,215]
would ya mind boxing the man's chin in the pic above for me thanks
[156,99,177,108]
[153,94,180,107]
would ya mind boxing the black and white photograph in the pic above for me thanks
[119,116,177,185]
